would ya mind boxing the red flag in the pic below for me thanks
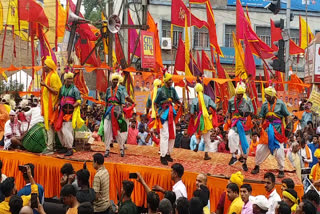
[275,71,284,91]
[244,37,256,79]
[236,0,246,40]
[201,50,215,73]
[248,81,259,113]
[174,37,185,72]
[270,19,282,51]
[115,33,126,67]
[18,0,49,28]
[171,0,207,28]
[189,0,208,2]
[289,39,304,55]
[263,64,270,86]
[205,1,223,56]
[215,54,229,114]
[128,10,141,58]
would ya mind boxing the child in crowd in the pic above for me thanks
[249,132,259,156]
[91,125,101,142]
[137,123,151,146]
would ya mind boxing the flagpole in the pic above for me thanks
[188,0,194,75]
[305,0,310,85]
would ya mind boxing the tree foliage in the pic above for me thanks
[83,0,106,20]
[0,80,24,94]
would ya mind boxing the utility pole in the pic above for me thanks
[284,0,291,90]
[108,0,114,77]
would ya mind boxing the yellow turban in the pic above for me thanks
[314,149,320,158]
[195,83,204,93]
[230,171,244,187]
[265,86,277,97]
[64,72,74,80]
[235,84,246,95]
[44,56,57,70]
[163,73,172,82]
[111,73,120,81]
[153,79,162,87]
[119,76,124,83]
[151,79,162,119]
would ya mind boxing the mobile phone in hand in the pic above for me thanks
[129,173,138,179]
[18,165,27,173]
[30,193,38,209]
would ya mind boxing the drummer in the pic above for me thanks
[55,72,83,156]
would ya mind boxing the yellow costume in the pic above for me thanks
[310,149,320,183]
[41,56,62,130]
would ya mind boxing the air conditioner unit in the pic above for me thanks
[161,37,172,50]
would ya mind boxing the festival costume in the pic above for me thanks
[55,81,83,153]
[0,104,9,142]
[252,87,290,177]
[310,149,320,190]
[227,84,253,169]
[154,74,179,164]
[103,74,126,157]
[41,57,62,151]
[190,83,216,159]
[146,79,162,131]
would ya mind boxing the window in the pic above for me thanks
[162,20,183,48]
[290,29,300,45]
[225,25,236,47]
[194,28,209,48]
[256,26,271,46]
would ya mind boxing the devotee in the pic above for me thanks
[252,86,290,178]
[0,99,9,146]
[190,83,216,160]
[0,165,38,213]
[287,142,302,180]
[249,132,259,156]
[40,56,62,154]
[252,195,269,214]
[263,172,281,214]
[60,184,80,214]
[154,73,181,165]
[301,101,313,129]
[309,148,320,190]
[282,189,299,213]
[3,110,21,150]
[296,200,317,214]
[92,153,111,213]
[146,78,162,119]
[281,178,295,192]
[76,169,95,204]
[103,73,126,157]
[153,163,187,200]
[118,180,138,214]
[240,184,253,214]
[298,138,312,168]
[55,72,83,156]
[226,182,243,214]
[227,83,253,171]
[216,171,244,214]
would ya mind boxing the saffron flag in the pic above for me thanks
[184,15,192,76]
[299,16,314,49]
[215,54,229,114]
[189,0,209,3]
[232,32,247,80]
[205,1,223,56]
[244,36,256,79]
[289,39,304,55]
[263,64,270,87]
[115,33,127,68]
[147,12,163,72]
[128,10,141,58]
[18,0,49,28]
[201,50,215,74]
[174,37,185,72]
[236,0,246,40]
[7,0,29,40]
[171,0,207,28]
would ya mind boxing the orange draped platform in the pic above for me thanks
[0,145,303,213]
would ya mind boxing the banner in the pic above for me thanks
[134,91,150,114]
[277,91,302,112]
[308,89,320,115]
[141,31,156,69]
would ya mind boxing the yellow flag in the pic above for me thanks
[225,71,235,97]
[233,32,247,80]
[7,0,28,40]
[299,16,315,49]
[184,15,192,76]
[261,82,265,103]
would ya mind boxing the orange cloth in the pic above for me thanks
[259,128,268,145]
[41,70,62,130]
[0,104,9,140]
[249,140,259,156]
[293,121,300,133]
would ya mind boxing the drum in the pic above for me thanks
[22,123,47,153]
[62,103,74,114]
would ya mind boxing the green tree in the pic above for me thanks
[83,0,106,21]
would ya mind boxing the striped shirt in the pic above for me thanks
[93,166,110,212]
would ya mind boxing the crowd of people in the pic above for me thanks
[0,156,319,214]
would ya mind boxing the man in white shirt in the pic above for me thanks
[299,139,313,168]
[3,110,21,150]
[153,163,187,201]
[264,172,281,214]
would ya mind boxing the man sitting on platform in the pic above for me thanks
[3,110,21,150]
